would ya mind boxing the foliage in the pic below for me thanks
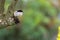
[0,0,58,40]
[21,0,58,40]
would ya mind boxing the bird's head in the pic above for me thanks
[14,10,23,17]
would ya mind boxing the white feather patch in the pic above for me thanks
[14,11,23,16]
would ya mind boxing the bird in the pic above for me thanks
[12,10,23,24]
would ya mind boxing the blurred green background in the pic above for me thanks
[0,0,60,40]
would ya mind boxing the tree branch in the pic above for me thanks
[0,0,5,17]
[5,0,18,26]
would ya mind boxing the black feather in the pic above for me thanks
[17,10,23,12]
[12,16,20,24]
